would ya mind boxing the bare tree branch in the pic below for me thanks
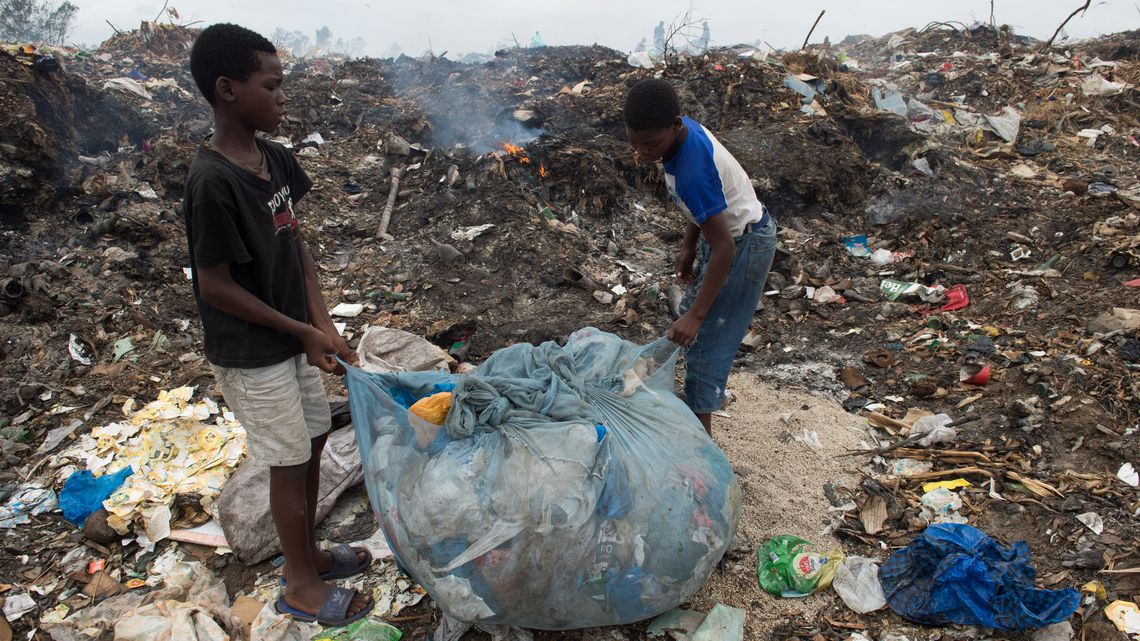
[152,0,169,24]
[1042,0,1092,50]
[662,8,706,68]
[801,10,826,51]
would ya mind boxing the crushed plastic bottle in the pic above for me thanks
[757,535,844,597]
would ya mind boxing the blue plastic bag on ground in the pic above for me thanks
[344,328,740,629]
[880,523,1080,631]
[60,466,133,526]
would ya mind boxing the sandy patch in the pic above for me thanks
[688,371,871,639]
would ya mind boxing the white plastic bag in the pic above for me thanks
[833,556,887,614]
[356,326,452,373]
[627,51,655,68]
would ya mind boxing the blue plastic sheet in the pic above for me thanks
[59,466,133,526]
[344,328,740,629]
[880,523,1080,631]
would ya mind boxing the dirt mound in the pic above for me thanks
[1078,28,1140,61]
[0,52,153,227]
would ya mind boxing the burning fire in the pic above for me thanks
[538,164,548,179]
[501,142,531,164]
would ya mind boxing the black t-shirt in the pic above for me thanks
[182,137,314,368]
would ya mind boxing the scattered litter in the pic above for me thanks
[1106,600,1140,637]
[892,459,934,476]
[881,523,1080,631]
[59,466,134,526]
[0,484,58,528]
[922,478,971,493]
[2,592,36,622]
[313,619,403,641]
[1082,74,1128,96]
[1076,512,1104,535]
[880,279,945,303]
[68,333,94,365]
[57,386,245,541]
[1032,621,1074,641]
[910,413,956,446]
[843,235,871,257]
[920,487,966,524]
[330,302,365,317]
[757,535,844,597]
[451,224,495,241]
[833,556,887,614]
[1118,463,1139,487]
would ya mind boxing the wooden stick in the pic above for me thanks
[375,167,403,240]
[1006,471,1064,498]
[865,411,910,433]
[801,10,826,51]
[922,261,979,274]
[1042,0,1091,50]
[893,448,993,464]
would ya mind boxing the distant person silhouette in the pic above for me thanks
[531,31,546,47]
[698,21,710,52]
[653,21,665,54]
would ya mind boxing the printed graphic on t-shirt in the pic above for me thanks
[267,185,299,237]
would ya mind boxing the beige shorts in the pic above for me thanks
[211,354,332,467]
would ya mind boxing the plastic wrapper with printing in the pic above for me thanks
[343,327,741,629]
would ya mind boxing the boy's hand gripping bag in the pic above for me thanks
[344,328,741,629]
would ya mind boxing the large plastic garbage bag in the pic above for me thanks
[344,327,741,629]
[880,523,1080,631]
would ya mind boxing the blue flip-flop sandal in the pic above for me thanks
[280,544,373,585]
[321,543,373,580]
[275,585,373,627]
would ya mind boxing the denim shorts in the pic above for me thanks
[681,215,777,413]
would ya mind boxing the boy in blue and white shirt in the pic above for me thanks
[625,79,777,434]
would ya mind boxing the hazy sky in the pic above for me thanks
[71,0,1138,57]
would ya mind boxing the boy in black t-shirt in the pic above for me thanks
[184,24,373,626]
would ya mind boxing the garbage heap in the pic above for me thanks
[0,19,1137,641]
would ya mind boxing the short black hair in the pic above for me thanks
[190,23,276,104]
[624,79,681,131]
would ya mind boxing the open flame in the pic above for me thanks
[538,164,548,179]
[501,142,531,164]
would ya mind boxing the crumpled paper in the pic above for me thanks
[44,561,318,641]
[58,386,245,541]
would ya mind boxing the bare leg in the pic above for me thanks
[304,433,368,573]
[306,433,328,570]
[272,461,369,616]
